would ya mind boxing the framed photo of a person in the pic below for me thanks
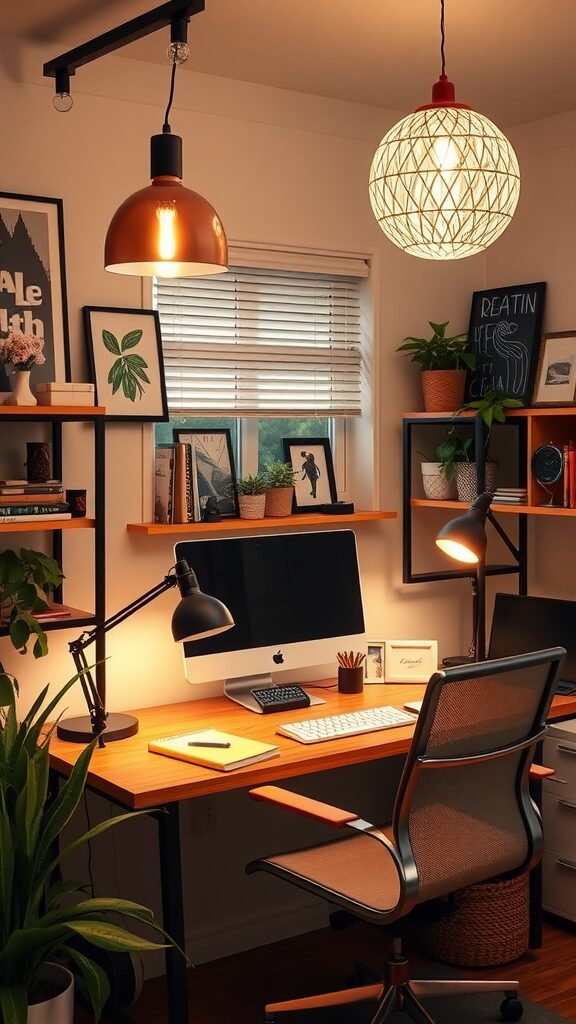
[282,437,337,513]
[0,192,70,393]
[174,428,239,519]
[83,306,168,421]
[365,641,385,683]
[532,331,576,406]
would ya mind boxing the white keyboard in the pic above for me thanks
[277,705,417,745]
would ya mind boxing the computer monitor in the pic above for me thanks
[174,529,366,711]
[488,593,576,694]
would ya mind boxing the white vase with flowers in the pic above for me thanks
[0,330,45,406]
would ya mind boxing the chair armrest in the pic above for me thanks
[249,785,360,826]
[529,764,555,779]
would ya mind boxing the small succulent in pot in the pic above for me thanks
[263,460,296,517]
[236,474,267,520]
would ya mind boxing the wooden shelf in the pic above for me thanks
[0,405,105,417]
[127,510,397,536]
[404,408,576,420]
[411,499,576,517]
[0,606,95,636]
[0,518,96,534]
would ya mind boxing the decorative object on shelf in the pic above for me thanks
[0,671,178,1024]
[25,441,52,483]
[44,3,227,279]
[236,474,267,520]
[174,427,239,519]
[35,380,95,406]
[0,547,64,656]
[65,488,87,518]
[420,461,455,501]
[465,282,546,405]
[531,443,564,506]
[58,558,234,744]
[397,321,473,412]
[154,444,175,523]
[364,640,385,683]
[337,650,365,694]
[532,331,576,406]
[450,390,523,500]
[1,329,45,406]
[368,0,520,261]
[383,640,439,684]
[83,306,168,421]
[455,461,497,504]
[263,459,296,517]
[282,437,337,512]
[0,192,71,390]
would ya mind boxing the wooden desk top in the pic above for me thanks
[48,682,576,811]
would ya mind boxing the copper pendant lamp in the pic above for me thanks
[369,0,520,261]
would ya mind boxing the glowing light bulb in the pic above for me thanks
[156,202,177,260]
[433,136,459,171]
[167,41,190,64]
[53,92,73,113]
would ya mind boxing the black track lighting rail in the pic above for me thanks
[43,0,204,80]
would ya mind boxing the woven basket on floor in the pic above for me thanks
[420,872,529,967]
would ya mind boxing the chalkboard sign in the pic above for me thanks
[465,282,546,404]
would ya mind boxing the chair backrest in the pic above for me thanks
[392,648,565,907]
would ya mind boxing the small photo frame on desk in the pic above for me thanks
[532,331,576,406]
[365,641,385,683]
[383,640,438,684]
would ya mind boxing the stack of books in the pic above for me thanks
[493,488,528,505]
[154,444,201,524]
[0,480,71,524]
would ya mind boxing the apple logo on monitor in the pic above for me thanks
[273,650,284,665]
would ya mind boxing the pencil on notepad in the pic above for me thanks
[188,741,231,748]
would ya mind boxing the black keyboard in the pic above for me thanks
[251,684,311,714]
[556,680,576,696]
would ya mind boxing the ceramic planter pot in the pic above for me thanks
[421,462,454,501]
[238,493,266,520]
[264,486,294,517]
[4,369,37,406]
[456,462,497,503]
[27,963,74,1024]
[421,369,466,413]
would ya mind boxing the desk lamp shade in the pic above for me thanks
[171,558,234,642]
[105,132,228,278]
[368,0,520,260]
[435,493,491,564]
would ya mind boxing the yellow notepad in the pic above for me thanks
[148,728,280,771]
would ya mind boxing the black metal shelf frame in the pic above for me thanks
[402,412,528,592]
[0,409,105,701]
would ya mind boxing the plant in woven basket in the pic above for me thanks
[237,474,267,520]
[264,461,296,489]
[263,461,296,517]
[398,321,475,413]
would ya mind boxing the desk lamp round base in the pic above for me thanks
[57,713,139,743]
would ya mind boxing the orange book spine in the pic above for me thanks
[564,445,570,507]
[570,442,576,509]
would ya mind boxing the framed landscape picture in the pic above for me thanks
[282,437,337,512]
[83,306,168,421]
[174,428,239,519]
[0,191,70,392]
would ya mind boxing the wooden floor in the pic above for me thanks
[118,916,576,1023]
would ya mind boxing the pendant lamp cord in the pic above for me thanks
[163,59,177,133]
[439,0,446,75]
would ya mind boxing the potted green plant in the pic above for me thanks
[264,460,296,517]
[0,667,177,1023]
[452,390,523,501]
[236,474,267,520]
[419,440,459,500]
[0,548,64,658]
[397,321,475,412]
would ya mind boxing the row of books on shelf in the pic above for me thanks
[0,479,71,522]
[154,445,201,524]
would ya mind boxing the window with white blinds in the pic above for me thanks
[154,253,367,417]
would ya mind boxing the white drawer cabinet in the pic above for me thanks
[542,718,576,921]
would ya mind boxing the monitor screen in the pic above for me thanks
[175,530,365,686]
[489,593,576,681]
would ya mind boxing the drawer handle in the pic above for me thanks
[557,798,576,809]
[546,777,568,785]
[556,858,576,871]
[557,745,576,756]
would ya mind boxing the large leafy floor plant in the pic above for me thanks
[0,669,178,1022]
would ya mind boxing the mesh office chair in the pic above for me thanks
[247,648,564,1024]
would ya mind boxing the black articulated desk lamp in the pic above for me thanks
[435,492,521,664]
[57,559,234,745]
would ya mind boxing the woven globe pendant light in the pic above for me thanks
[369,1,520,260]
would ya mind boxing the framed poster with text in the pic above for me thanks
[0,192,70,391]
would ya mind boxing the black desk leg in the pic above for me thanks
[156,804,189,1024]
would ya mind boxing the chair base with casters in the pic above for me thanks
[247,652,564,1024]
[264,935,523,1023]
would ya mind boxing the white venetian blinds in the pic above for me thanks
[154,248,368,417]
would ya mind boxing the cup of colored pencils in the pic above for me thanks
[337,651,365,694]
